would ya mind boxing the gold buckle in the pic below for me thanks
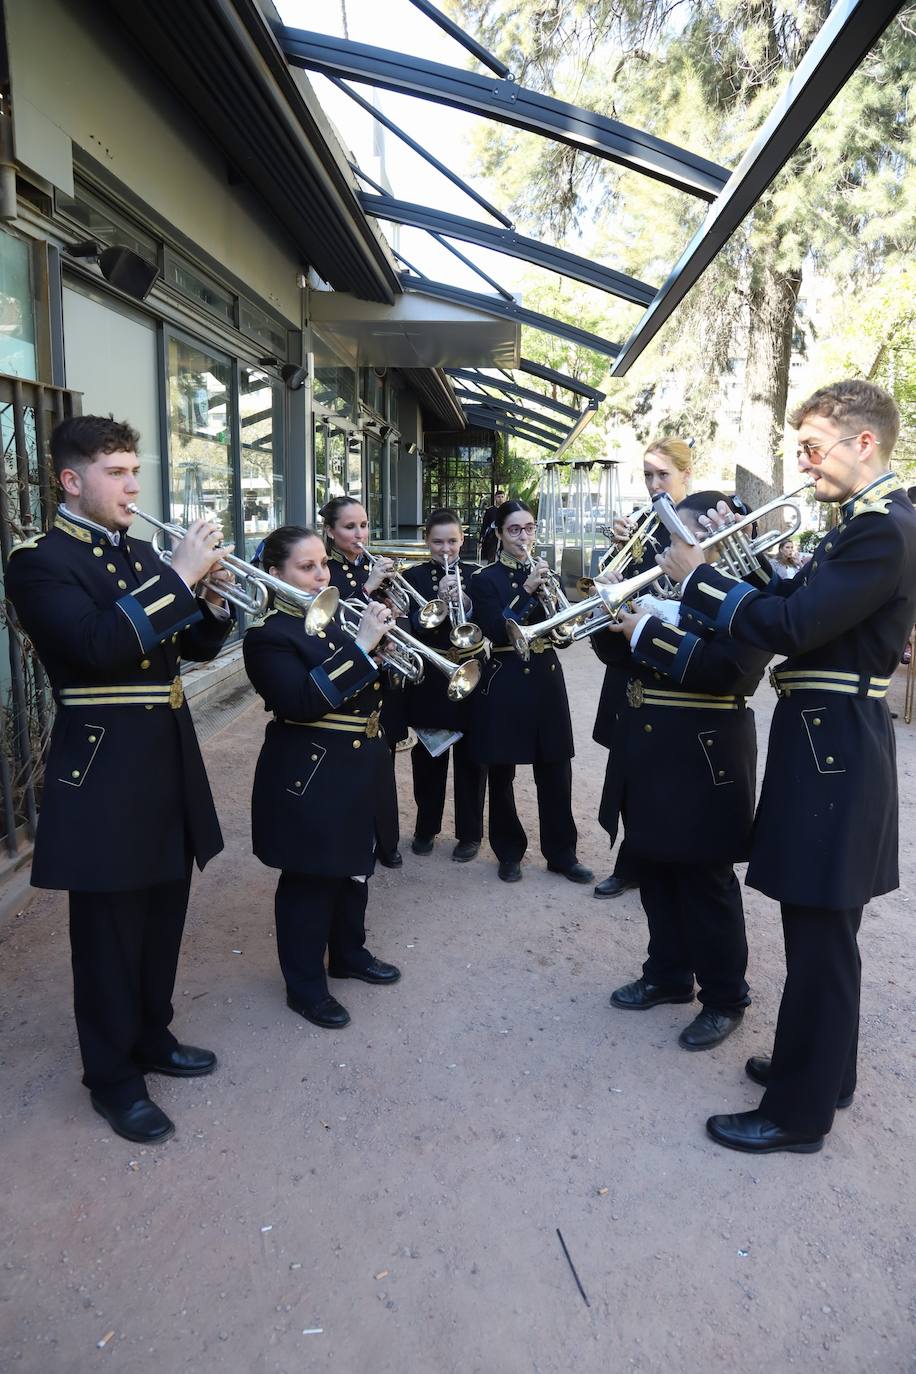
[626,679,644,709]
[365,708,381,739]
[768,668,784,699]
[169,677,184,709]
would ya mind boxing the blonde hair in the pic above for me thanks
[644,436,692,472]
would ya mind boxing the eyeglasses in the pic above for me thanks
[503,522,536,537]
[796,433,862,464]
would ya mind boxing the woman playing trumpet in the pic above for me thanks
[319,494,406,867]
[592,436,693,899]
[243,525,401,1031]
[402,508,487,862]
[469,500,592,885]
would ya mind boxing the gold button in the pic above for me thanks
[294,780,301,787]
[705,738,714,746]
[117,579,127,589]
[311,754,318,762]
[643,723,652,734]
[317,630,326,639]
[328,642,336,650]
[171,634,178,643]
[523,667,530,675]
[813,717,821,726]
[653,671,661,680]
[373,682,381,691]
[71,769,80,778]
[135,561,142,571]
[550,664,556,671]
[825,542,833,552]
[140,659,150,670]
[93,547,103,557]
[106,562,116,572]
[352,739,362,749]
[88,734,97,743]
[826,755,835,765]
[718,769,726,778]
[145,704,154,711]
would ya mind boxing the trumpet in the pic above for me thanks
[357,542,448,628]
[521,551,576,647]
[507,481,813,661]
[442,554,485,652]
[126,504,340,631]
[336,597,481,702]
[597,504,660,577]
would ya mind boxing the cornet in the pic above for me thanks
[507,481,813,661]
[335,598,481,702]
[442,554,485,653]
[356,542,448,628]
[126,504,340,631]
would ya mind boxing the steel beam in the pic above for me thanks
[461,404,567,448]
[446,369,581,421]
[462,408,556,450]
[399,277,621,360]
[281,29,730,200]
[408,0,512,79]
[360,194,656,305]
[450,390,570,441]
[612,0,906,375]
[519,358,605,403]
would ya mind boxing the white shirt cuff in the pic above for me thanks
[628,613,652,649]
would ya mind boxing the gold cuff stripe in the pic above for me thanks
[327,659,356,681]
[697,582,727,601]
[651,638,678,655]
[144,592,176,615]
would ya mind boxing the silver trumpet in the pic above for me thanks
[442,554,485,652]
[597,503,660,577]
[337,597,481,702]
[508,481,813,661]
[522,550,576,647]
[126,504,340,631]
[357,541,448,628]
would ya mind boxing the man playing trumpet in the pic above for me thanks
[659,380,916,1155]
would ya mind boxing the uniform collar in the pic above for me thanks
[328,545,364,567]
[273,593,305,619]
[498,549,528,570]
[57,504,122,546]
[839,470,898,523]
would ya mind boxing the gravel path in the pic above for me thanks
[1,647,914,1373]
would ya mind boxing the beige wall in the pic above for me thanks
[6,0,302,323]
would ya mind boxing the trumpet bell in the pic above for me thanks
[506,619,531,661]
[450,622,483,650]
[418,597,449,629]
[447,659,481,701]
[303,586,340,634]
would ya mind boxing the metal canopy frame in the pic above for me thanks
[462,408,558,450]
[450,391,570,442]
[445,369,582,421]
[281,28,729,199]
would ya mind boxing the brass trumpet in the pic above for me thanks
[508,481,813,660]
[336,597,481,702]
[356,541,448,628]
[442,554,485,652]
[597,504,660,577]
[126,504,340,631]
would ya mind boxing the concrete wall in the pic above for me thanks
[6,0,301,324]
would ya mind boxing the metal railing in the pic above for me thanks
[0,374,81,857]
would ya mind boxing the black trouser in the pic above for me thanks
[69,859,193,1108]
[487,759,577,868]
[611,837,641,885]
[639,862,750,1014]
[760,903,862,1137]
[275,873,371,1006]
[411,734,486,842]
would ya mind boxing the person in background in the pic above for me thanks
[5,415,233,1146]
[592,436,693,900]
[243,525,401,1030]
[402,509,487,862]
[772,537,804,580]
[479,489,507,563]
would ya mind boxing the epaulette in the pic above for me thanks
[248,606,280,629]
[53,512,93,542]
[843,472,897,523]
[8,532,46,557]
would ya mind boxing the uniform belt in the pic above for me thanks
[770,668,891,699]
[626,679,742,711]
[59,677,184,709]
[493,639,549,655]
[276,707,382,739]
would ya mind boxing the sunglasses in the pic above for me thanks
[796,433,862,465]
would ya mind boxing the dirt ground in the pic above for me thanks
[1,647,914,1374]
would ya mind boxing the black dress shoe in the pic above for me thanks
[136,1044,217,1078]
[286,993,351,1028]
[452,840,480,862]
[498,860,523,883]
[610,977,694,1010]
[91,1095,175,1145]
[377,848,403,869]
[547,861,594,884]
[593,874,638,899]
[706,1109,824,1154]
[411,835,435,855]
[745,1055,854,1108]
[678,1008,744,1051]
[327,957,401,985]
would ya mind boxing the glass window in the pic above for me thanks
[315,364,355,418]
[367,438,383,538]
[0,231,37,380]
[346,435,363,502]
[166,335,236,550]
[239,365,284,560]
[239,298,287,359]
[360,367,385,416]
[164,252,234,325]
[57,183,159,266]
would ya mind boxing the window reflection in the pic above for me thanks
[240,366,284,560]
[166,336,235,548]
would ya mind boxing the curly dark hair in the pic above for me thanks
[49,415,140,479]
[788,380,900,454]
